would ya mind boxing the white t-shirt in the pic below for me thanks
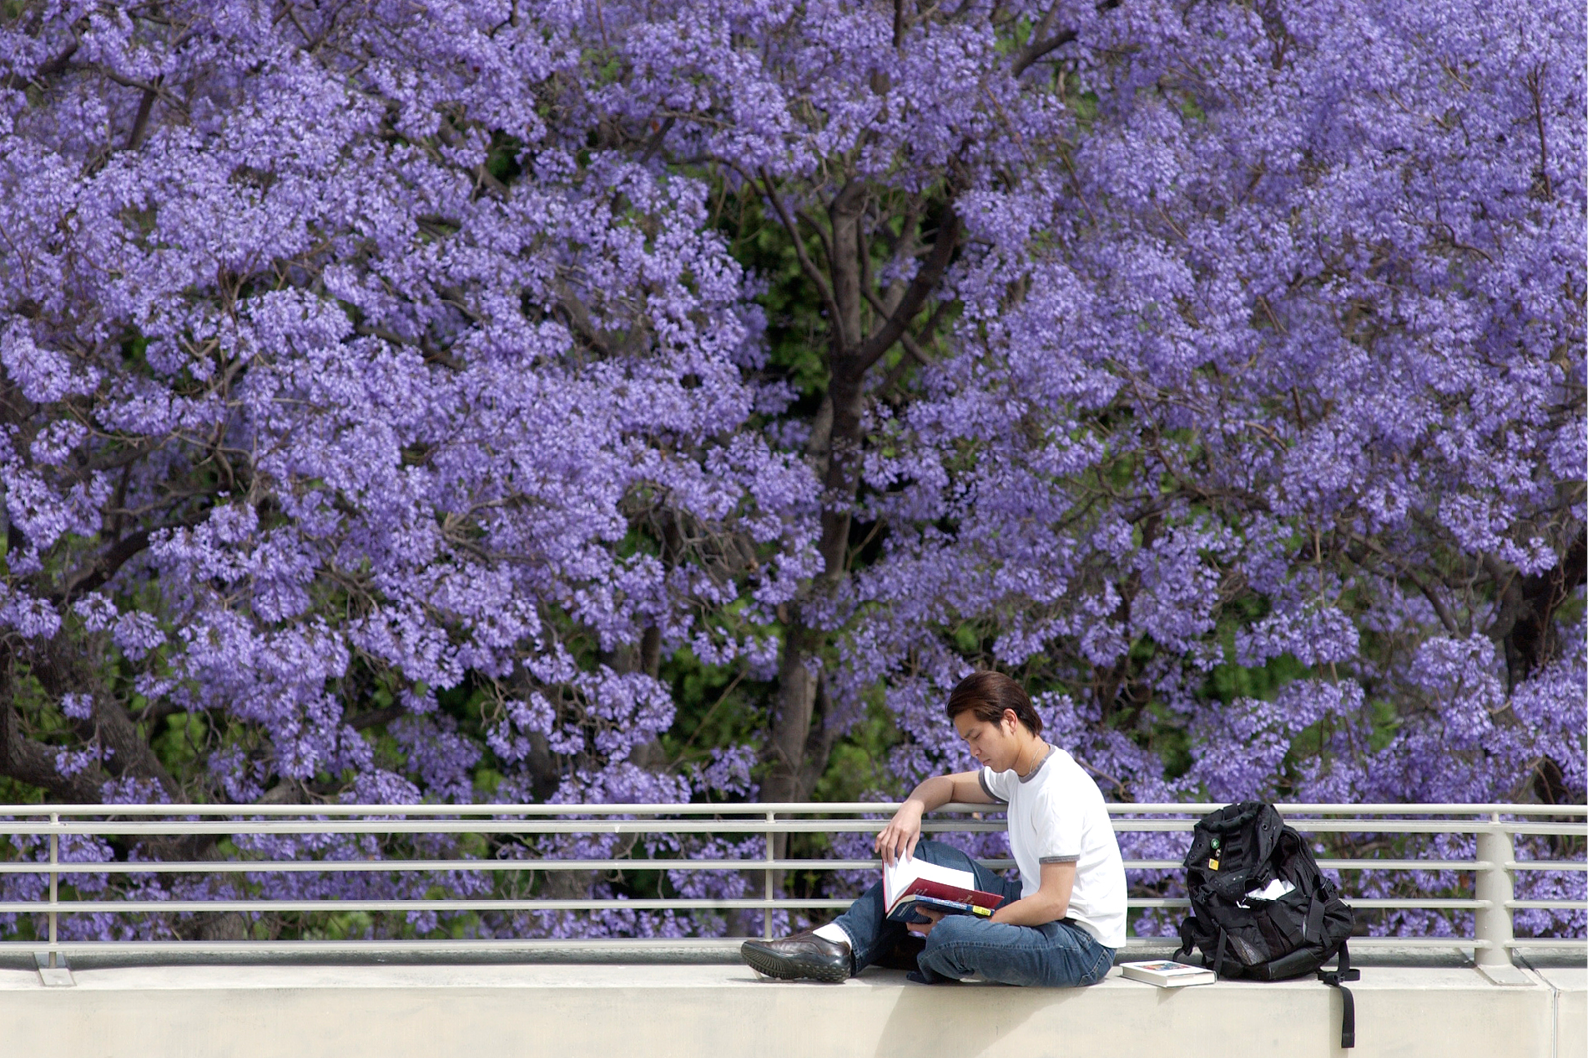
[980,746,1127,948]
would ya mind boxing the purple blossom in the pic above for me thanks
[0,0,1580,945]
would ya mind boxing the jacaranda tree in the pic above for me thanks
[0,0,1581,942]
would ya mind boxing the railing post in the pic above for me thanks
[47,811,59,970]
[1473,814,1516,976]
[763,811,775,940]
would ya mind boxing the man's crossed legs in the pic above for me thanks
[741,839,1115,987]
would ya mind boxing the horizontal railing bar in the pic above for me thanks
[10,803,914,818]
[1269,822,1584,836]
[1505,900,1588,910]
[1322,860,1488,871]
[6,819,1582,838]
[0,936,1536,955]
[1499,819,1588,838]
[0,939,750,955]
[0,899,862,913]
[0,803,917,818]
[0,936,1539,955]
[0,820,1006,837]
[1336,937,1494,949]
[1127,858,1584,871]
[0,898,1184,913]
[1489,823,1588,837]
[1115,804,1588,817]
[2,857,1529,875]
[1345,899,1490,909]
[0,897,1493,914]
[3,802,1580,817]
[0,858,934,875]
[1121,937,1502,950]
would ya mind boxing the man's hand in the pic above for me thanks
[874,771,992,867]
[905,908,944,937]
[874,800,924,866]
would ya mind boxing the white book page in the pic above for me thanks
[882,855,977,909]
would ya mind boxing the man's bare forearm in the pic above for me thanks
[878,771,990,864]
[905,770,992,812]
[902,774,956,814]
[989,892,1070,927]
[989,861,1076,926]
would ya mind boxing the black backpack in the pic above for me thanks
[1175,801,1361,1048]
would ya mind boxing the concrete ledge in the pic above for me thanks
[1538,967,1587,1058]
[1,961,1581,1058]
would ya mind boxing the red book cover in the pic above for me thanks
[883,857,1003,920]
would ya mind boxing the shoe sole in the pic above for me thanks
[740,942,849,983]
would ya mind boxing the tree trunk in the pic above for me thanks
[761,186,959,827]
[761,186,871,818]
[1495,527,1586,689]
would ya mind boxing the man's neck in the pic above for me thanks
[1013,738,1050,779]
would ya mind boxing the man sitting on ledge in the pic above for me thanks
[741,671,1126,986]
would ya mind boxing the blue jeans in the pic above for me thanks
[830,839,1116,987]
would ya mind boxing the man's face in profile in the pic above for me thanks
[953,709,1023,772]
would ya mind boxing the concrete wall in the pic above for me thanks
[1542,967,1587,1058]
[2,962,1582,1058]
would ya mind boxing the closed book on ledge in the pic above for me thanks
[882,856,1003,924]
[1119,960,1217,988]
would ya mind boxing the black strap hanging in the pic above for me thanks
[1316,941,1360,1048]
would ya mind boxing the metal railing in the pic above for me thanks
[1,802,1583,966]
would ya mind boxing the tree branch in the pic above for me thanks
[1348,534,1461,636]
[1525,63,1553,201]
[0,698,105,803]
[852,208,959,374]
[126,78,161,151]
[0,40,80,92]
[866,289,945,395]
[1011,2,1070,76]
[757,168,845,350]
[794,208,837,278]
[638,115,674,165]
[53,513,208,605]
[1013,0,1120,77]
[1013,29,1076,77]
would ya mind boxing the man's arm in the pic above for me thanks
[874,770,995,866]
[989,860,1075,926]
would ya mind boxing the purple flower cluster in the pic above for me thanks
[0,0,1580,942]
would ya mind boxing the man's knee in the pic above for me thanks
[925,915,979,947]
[909,839,974,871]
[917,916,986,979]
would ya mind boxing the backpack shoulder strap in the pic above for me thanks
[1174,917,1196,963]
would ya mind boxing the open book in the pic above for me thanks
[882,855,1003,924]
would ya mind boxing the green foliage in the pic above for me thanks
[712,190,829,401]
[812,697,901,804]
[659,646,769,781]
